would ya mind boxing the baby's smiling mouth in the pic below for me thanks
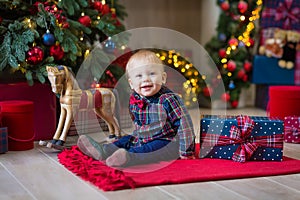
[141,85,153,89]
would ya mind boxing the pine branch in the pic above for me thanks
[0,32,11,70]
[57,0,88,16]
[68,19,92,35]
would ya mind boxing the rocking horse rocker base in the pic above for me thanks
[39,140,68,151]
[43,65,121,150]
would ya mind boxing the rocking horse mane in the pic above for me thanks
[58,65,72,83]
[47,65,81,93]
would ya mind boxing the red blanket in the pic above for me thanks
[58,145,300,191]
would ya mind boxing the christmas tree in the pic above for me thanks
[0,0,127,86]
[204,0,262,108]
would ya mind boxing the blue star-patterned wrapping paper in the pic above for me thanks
[199,115,284,162]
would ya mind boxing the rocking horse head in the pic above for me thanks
[46,65,72,94]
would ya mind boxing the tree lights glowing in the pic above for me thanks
[154,1,263,108]
[204,0,262,108]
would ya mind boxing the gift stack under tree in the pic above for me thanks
[252,0,300,145]
[252,0,300,110]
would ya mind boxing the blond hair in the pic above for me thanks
[126,50,164,75]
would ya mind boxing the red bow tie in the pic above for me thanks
[130,95,147,109]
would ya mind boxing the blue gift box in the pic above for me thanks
[0,127,8,153]
[252,55,295,85]
[199,115,284,162]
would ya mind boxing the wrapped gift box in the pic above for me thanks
[0,82,56,140]
[0,127,8,153]
[0,101,34,151]
[269,86,300,120]
[252,55,295,85]
[261,0,300,30]
[284,116,300,143]
[199,115,284,162]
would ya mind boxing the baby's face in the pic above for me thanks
[128,63,167,97]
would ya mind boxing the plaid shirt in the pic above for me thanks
[129,86,195,157]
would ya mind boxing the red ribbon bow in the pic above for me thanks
[130,95,147,109]
[201,115,283,163]
[230,115,257,162]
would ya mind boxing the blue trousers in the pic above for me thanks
[103,135,179,166]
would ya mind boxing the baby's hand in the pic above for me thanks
[180,155,196,160]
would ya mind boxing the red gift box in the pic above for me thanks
[0,82,56,140]
[269,86,300,120]
[284,116,300,143]
[0,101,34,151]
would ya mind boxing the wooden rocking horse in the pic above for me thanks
[43,65,121,149]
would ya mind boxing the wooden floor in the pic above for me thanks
[1,107,300,200]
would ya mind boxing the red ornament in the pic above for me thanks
[242,74,248,82]
[238,1,248,14]
[231,100,239,108]
[0,16,3,24]
[62,22,69,28]
[227,60,236,72]
[243,61,252,72]
[26,46,44,65]
[228,38,238,47]
[50,44,64,60]
[218,49,226,58]
[114,19,122,26]
[220,1,230,11]
[91,0,110,14]
[237,69,246,79]
[78,15,91,27]
[221,93,230,102]
[93,1,103,12]
[203,86,213,97]
[101,4,110,15]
